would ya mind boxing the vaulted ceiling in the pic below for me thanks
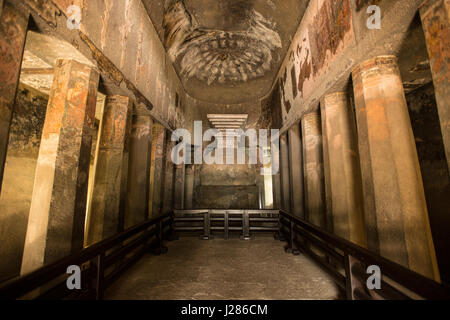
[142,0,309,104]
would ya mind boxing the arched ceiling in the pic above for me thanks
[142,0,309,104]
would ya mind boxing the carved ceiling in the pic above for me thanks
[142,0,309,104]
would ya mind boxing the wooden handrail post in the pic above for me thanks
[242,211,251,240]
[167,212,179,241]
[158,220,163,251]
[344,253,353,300]
[95,253,105,300]
[290,221,294,249]
[202,211,211,240]
[284,220,300,255]
[157,219,168,255]
[344,254,369,300]
[224,211,229,240]
[274,215,281,240]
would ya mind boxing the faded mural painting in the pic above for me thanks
[163,0,282,85]
[278,0,354,122]
[76,0,186,130]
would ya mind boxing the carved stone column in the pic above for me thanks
[21,59,99,274]
[174,163,185,210]
[420,0,450,172]
[321,92,366,246]
[162,139,175,214]
[185,164,195,209]
[280,133,291,211]
[353,55,439,280]
[302,112,326,229]
[150,124,167,216]
[271,141,282,209]
[86,96,131,245]
[288,124,305,217]
[0,3,28,194]
[125,113,152,228]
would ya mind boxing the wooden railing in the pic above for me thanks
[279,210,450,300]
[2,208,448,300]
[173,209,279,240]
[0,213,172,300]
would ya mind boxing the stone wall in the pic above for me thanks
[185,96,264,209]
[194,163,259,209]
[14,0,187,131]
[275,0,425,132]
[78,0,185,129]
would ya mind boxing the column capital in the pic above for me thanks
[99,95,132,150]
[105,95,131,105]
[352,55,400,82]
[134,110,152,117]
[55,58,99,74]
[302,111,321,136]
[322,92,349,114]
[323,91,348,102]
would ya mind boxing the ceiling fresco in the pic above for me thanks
[163,0,282,86]
[142,0,310,104]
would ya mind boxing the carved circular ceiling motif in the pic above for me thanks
[163,1,282,85]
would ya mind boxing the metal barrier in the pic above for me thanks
[0,213,173,300]
[173,209,279,240]
[279,210,450,300]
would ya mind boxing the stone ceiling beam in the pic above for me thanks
[207,114,248,119]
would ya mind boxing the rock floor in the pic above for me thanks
[105,237,341,300]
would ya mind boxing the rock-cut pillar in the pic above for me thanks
[125,114,152,228]
[288,124,305,217]
[184,164,195,209]
[280,133,291,211]
[301,112,326,229]
[174,163,185,210]
[85,96,132,246]
[271,135,282,209]
[21,59,99,274]
[162,139,175,214]
[352,55,440,280]
[420,0,450,173]
[0,3,28,194]
[151,124,167,216]
[321,92,366,247]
